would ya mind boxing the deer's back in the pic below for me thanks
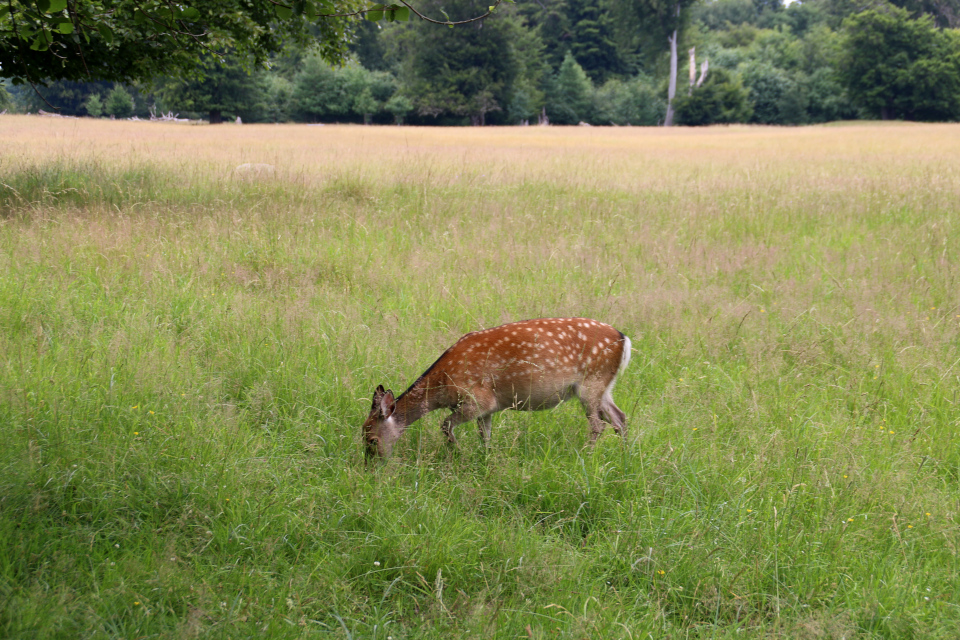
[425,318,627,409]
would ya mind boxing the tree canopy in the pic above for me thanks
[839,3,960,120]
[0,0,369,86]
[6,0,960,125]
[0,0,508,87]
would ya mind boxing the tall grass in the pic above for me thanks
[1,116,959,638]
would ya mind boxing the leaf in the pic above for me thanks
[48,0,68,12]
[58,22,74,34]
[30,31,51,51]
[274,4,293,19]
[0,6,10,20]
[394,6,410,20]
[133,9,147,25]
[36,0,51,12]
[365,5,385,21]
[98,23,114,44]
[180,7,200,20]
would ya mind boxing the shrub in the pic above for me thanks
[545,52,594,125]
[673,67,752,125]
[594,76,666,126]
[84,93,103,118]
[740,61,807,124]
[104,86,134,119]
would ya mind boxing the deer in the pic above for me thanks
[362,318,632,459]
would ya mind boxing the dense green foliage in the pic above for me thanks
[5,0,960,123]
[674,66,752,124]
[158,54,270,124]
[399,0,522,124]
[104,84,134,118]
[839,4,960,120]
[0,0,361,86]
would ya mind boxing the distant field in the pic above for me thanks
[2,116,959,638]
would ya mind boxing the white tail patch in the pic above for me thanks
[605,334,632,400]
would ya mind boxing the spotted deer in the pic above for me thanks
[363,318,632,458]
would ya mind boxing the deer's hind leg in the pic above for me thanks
[576,384,608,444]
[600,392,627,438]
[578,378,628,443]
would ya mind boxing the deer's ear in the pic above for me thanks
[372,385,386,409]
[380,390,396,418]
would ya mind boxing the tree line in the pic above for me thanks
[3,0,960,125]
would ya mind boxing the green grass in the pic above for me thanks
[2,122,959,638]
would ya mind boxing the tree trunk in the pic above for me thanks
[664,4,681,127]
[209,109,223,124]
[688,47,696,94]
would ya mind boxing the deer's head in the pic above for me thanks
[362,385,402,459]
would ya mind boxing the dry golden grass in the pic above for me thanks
[6,116,960,192]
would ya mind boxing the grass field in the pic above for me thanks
[2,116,959,639]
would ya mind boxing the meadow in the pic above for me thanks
[1,116,959,639]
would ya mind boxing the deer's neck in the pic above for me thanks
[394,374,439,429]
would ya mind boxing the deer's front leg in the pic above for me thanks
[442,391,497,448]
[477,414,492,446]
[441,411,471,447]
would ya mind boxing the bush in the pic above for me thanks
[673,67,752,125]
[384,94,413,124]
[506,86,541,124]
[105,86,134,119]
[840,5,960,121]
[0,83,12,111]
[545,52,594,125]
[593,77,666,125]
[84,93,103,118]
[353,88,379,124]
[805,68,857,122]
[293,56,386,123]
[263,75,293,123]
[740,61,807,124]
